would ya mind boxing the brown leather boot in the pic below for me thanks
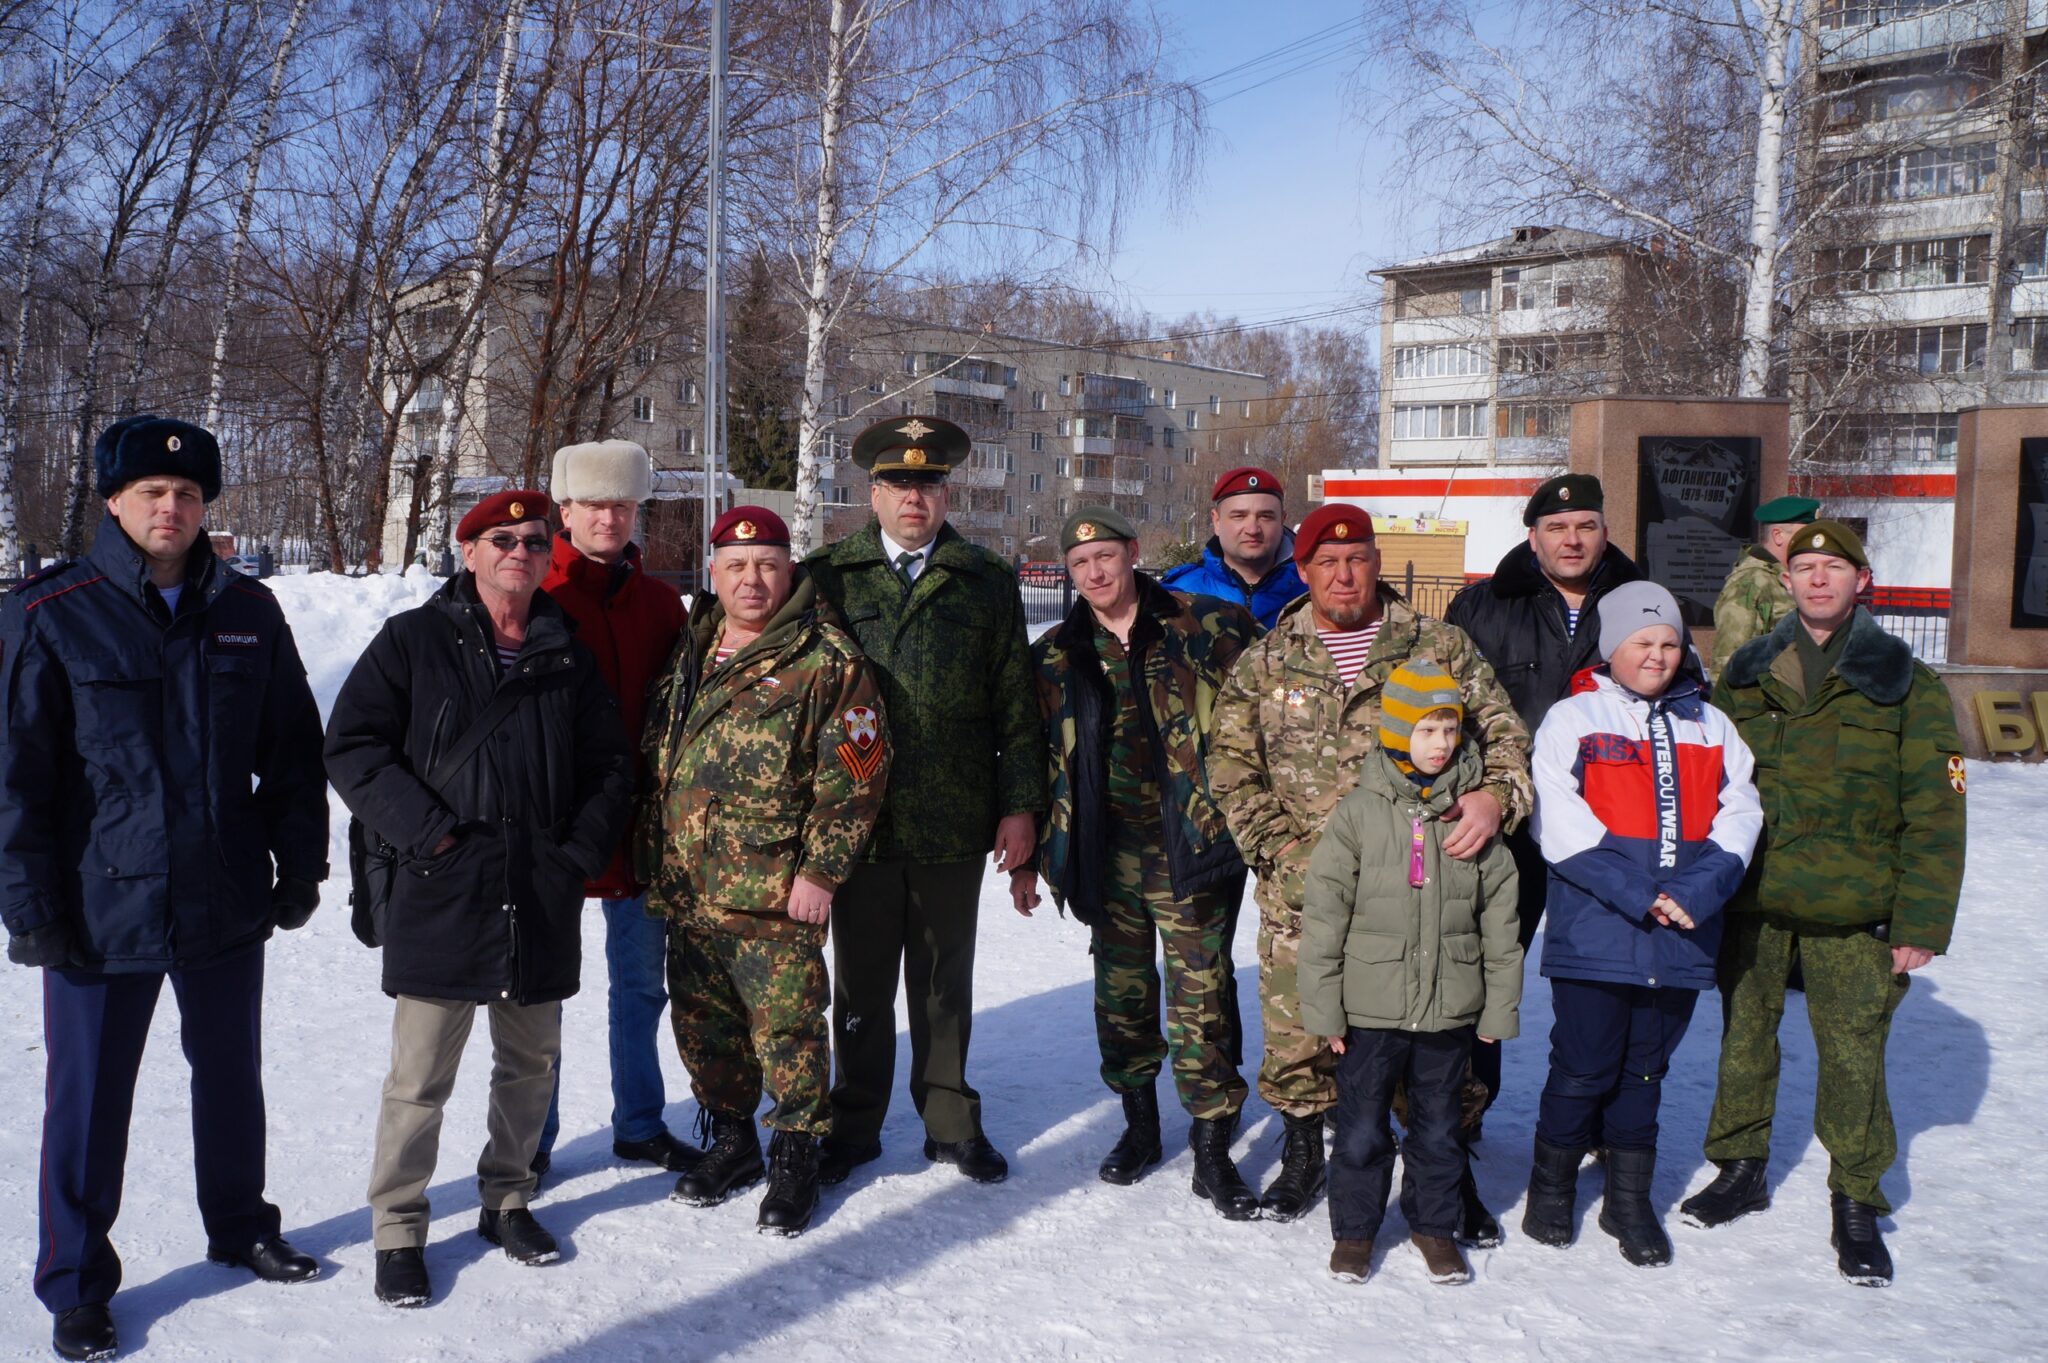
[1411,1232,1471,1284]
[1328,1238,1373,1283]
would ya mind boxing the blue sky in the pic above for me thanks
[1088,3,1415,330]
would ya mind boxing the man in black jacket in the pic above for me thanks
[325,490,632,1309]
[1444,473,1640,1114]
[0,417,329,1363]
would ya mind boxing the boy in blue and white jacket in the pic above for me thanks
[1520,582,1762,1269]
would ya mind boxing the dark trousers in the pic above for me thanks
[1537,977,1699,1153]
[1328,1026,1473,1242]
[829,857,986,1145]
[1470,826,1547,1107]
[36,943,279,1313]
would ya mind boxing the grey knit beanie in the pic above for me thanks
[1598,581,1685,659]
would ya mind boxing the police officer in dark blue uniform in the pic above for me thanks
[0,417,330,1362]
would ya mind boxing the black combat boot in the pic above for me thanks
[1679,1158,1770,1229]
[1098,1087,1163,1186]
[756,1130,821,1236]
[1259,1112,1327,1222]
[477,1207,560,1265]
[1522,1137,1585,1247]
[1189,1114,1259,1220]
[373,1247,431,1308]
[673,1110,765,1206]
[1597,1146,1672,1267]
[52,1304,117,1361]
[1831,1192,1894,1287]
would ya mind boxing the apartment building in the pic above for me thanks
[382,292,1272,568]
[1370,226,1650,473]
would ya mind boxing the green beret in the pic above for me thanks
[1524,473,1605,525]
[1755,494,1819,525]
[851,415,970,478]
[1784,518,1867,570]
[1061,505,1136,552]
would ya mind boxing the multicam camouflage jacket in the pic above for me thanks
[1711,546,1792,677]
[1031,574,1256,924]
[1716,608,1965,952]
[805,521,1046,864]
[1209,587,1534,928]
[640,570,890,941]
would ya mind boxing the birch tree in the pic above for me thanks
[764,0,1202,553]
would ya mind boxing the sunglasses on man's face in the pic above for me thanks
[482,533,550,556]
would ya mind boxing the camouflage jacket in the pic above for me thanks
[1209,587,1533,928]
[1031,574,1255,922]
[1710,546,1791,677]
[641,570,890,941]
[1715,608,1965,952]
[805,521,1046,864]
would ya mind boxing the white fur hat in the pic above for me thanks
[551,440,653,503]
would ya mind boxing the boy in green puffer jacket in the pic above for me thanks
[1300,660,1522,1288]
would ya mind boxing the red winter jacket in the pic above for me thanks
[542,531,685,897]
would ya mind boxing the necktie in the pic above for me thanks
[895,549,919,593]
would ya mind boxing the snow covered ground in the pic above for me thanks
[1,570,2043,1362]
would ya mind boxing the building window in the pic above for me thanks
[1818,236,1990,293]
[1005,495,1014,515]
[1163,427,1176,449]
[678,377,700,403]
[1163,387,1176,409]
[902,353,917,374]
[1032,390,1046,411]
[1827,323,1986,374]
[1838,141,1996,204]
[677,427,697,453]
[632,342,655,368]
[1185,410,1198,430]
[1058,375,1071,396]
[632,395,653,423]
[1029,431,1043,451]
[1498,334,1604,375]
[1241,399,1251,418]
[1028,514,1041,534]
[2015,317,2048,372]
[1820,0,1959,30]
[1058,497,1069,515]
[1392,344,1488,379]
[1003,366,1018,387]
[1028,472,1043,491]
[1391,402,1487,440]
[1499,263,1577,311]
[1495,402,1570,439]
[1055,456,1070,476]
[1827,411,1958,463]
[830,484,850,505]
[1208,394,1219,414]
[837,393,851,417]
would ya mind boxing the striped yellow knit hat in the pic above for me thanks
[1378,659,1464,769]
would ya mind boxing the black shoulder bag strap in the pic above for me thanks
[425,684,527,790]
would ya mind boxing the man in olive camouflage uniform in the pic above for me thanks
[642,506,889,1236]
[1019,506,1260,1219]
[1683,520,1964,1287]
[1709,495,1818,677]
[1210,503,1532,1226]
[805,415,1046,1187]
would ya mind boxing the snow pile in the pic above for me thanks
[0,571,2043,1361]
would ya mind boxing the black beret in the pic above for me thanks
[1524,473,1605,525]
[94,416,222,502]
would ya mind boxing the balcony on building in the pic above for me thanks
[927,352,1014,401]
[1076,373,1148,418]
[1812,0,2042,71]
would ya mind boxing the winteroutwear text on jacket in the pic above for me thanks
[642,569,890,941]
[1444,540,1642,734]
[540,530,684,898]
[1531,666,1762,990]
[804,521,1045,863]
[1158,534,1306,631]
[323,574,633,1004]
[1031,575,1253,924]
[1714,608,1966,952]
[1299,746,1522,1041]
[0,516,328,971]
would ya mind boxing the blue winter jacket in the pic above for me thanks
[1158,535,1305,632]
[0,516,329,972]
[1529,667,1762,990]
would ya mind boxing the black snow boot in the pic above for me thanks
[756,1130,821,1236]
[1455,1163,1502,1248]
[1259,1112,1327,1222]
[1679,1158,1770,1229]
[52,1304,117,1361]
[477,1207,560,1265]
[1597,1146,1672,1267]
[1522,1137,1584,1248]
[373,1247,431,1307]
[1831,1192,1894,1287]
[1098,1086,1163,1186]
[1189,1114,1259,1221]
[673,1109,765,1207]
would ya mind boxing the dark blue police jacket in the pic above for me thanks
[0,514,328,972]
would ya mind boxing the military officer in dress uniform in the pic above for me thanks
[804,417,1047,1186]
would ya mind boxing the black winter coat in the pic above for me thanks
[324,574,632,1004]
[1444,541,1642,735]
[0,516,329,971]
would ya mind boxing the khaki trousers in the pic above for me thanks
[367,994,560,1250]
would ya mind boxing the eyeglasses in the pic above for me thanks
[482,533,550,555]
[874,478,946,499]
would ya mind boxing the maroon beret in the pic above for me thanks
[709,505,790,548]
[1293,504,1375,566]
[1211,466,1283,502]
[457,489,551,541]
